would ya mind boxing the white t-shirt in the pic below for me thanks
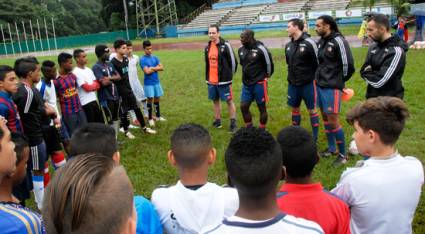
[73,67,98,106]
[128,54,146,101]
[35,79,60,123]
[332,153,424,234]
[151,181,239,234]
[204,213,323,234]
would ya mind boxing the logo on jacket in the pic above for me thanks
[300,47,305,52]
[327,46,333,52]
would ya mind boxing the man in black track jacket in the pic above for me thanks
[361,13,408,99]
[285,18,320,142]
[315,15,355,166]
[205,25,237,132]
[238,29,274,129]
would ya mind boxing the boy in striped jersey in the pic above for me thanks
[0,132,46,233]
[0,65,23,133]
[54,53,87,136]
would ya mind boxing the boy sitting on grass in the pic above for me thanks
[151,123,238,233]
[332,97,424,234]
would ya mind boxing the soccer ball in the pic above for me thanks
[348,140,359,155]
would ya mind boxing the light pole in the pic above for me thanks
[123,0,130,40]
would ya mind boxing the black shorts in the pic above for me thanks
[83,101,105,123]
[42,126,63,155]
[29,141,47,171]
[103,100,120,123]
[120,92,139,113]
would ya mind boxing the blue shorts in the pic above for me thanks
[63,111,88,136]
[29,141,47,171]
[317,86,342,114]
[287,81,317,110]
[144,83,164,98]
[241,80,268,104]
[208,84,233,101]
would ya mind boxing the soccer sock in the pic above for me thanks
[32,175,44,210]
[292,111,301,125]
[112,121,120,139]
[334,126,346,156]
[310,112,320,143]
[43,163,50,187]
[51,151,66,169]
[147,103,153,120]
[134,107,147,128]
[142,101,148,117]
[120,112,130,133]
[154,102,161,118]
[324,122,337,153]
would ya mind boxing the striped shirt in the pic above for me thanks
[0,91,23,133]
[53,73,83,116]
[0,202,45,234]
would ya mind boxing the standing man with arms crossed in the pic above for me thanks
[205,25,237,132]
[315,15,355,165]
[285,18,320,142]
[238,29,274,129]
[361,13,408,99]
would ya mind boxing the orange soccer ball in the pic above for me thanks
[341,88,354,102]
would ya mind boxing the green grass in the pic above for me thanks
[134,25,361,44]
[2,45,424,233]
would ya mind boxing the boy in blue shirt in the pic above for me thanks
[140,40,166,127]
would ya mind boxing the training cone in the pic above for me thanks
[342,88,354,102]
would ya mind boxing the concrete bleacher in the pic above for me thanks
[261,0,307,14]
[220,4,269,26]
[304,0,350,11]
[182,8,233,29]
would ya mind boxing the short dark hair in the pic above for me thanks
[317,15,341,34]
[209,24,220,32]
[69,123,117,158]
[170,123,212,169]
[242,29,255,38]
[73,49,85,60]
[367,13,390,31]
[126,40,133,47]
[11,132,29,164]
[288,18,304,31]
[41,60,55,75]
[0,65,14,81]
[277,126,318,178]
[57,53,73,66]
[225,127,282,198]
[142,40,152,49]
[114,39,127,49]
[14,58,37,78]
[43,153,134,234]
[346,97,409,145]
[95,44,109,58]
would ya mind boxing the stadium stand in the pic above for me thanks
[220,4,269,26]
[182,8,233,29]
[261,0,307,14]
[304,0,351,11]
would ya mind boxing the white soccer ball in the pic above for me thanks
[348,140,359,155]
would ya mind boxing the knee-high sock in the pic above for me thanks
[32,174,44,210]
[324,122,337,153]
[112,121,120,139]
[147,103,153,120]
[292,111,301,126]
[334,126,346,156]
[51,151,66,169]
[154,102,161,118]
[43,163,50,187]
[310,113,320,143]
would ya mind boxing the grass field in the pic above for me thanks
[2,44,424,233]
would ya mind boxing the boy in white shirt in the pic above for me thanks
[332,97,424,234]
[73,49,104,123]
[206,127,323,234]
[151,123,238,234]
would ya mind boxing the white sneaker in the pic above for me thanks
[125,131,136,139]
[119,127,125,133]
[157,116,167,122]
[148,119,155,127]
[144,127,157,134]
[128,124,138,129]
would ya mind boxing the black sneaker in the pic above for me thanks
[212,119,222,129]
[229,121,237,133]
[320,149,338,158]
[333,154,348,166]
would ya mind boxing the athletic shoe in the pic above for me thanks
[157,116,167,122]
[143,127,157,134]
[128,124,138,129]
[119,127,125,133]
[212,119,222,129]
[333,154,348,166]
[125,132,136,139]
[148,119,155,127]
[320,149,338,158]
